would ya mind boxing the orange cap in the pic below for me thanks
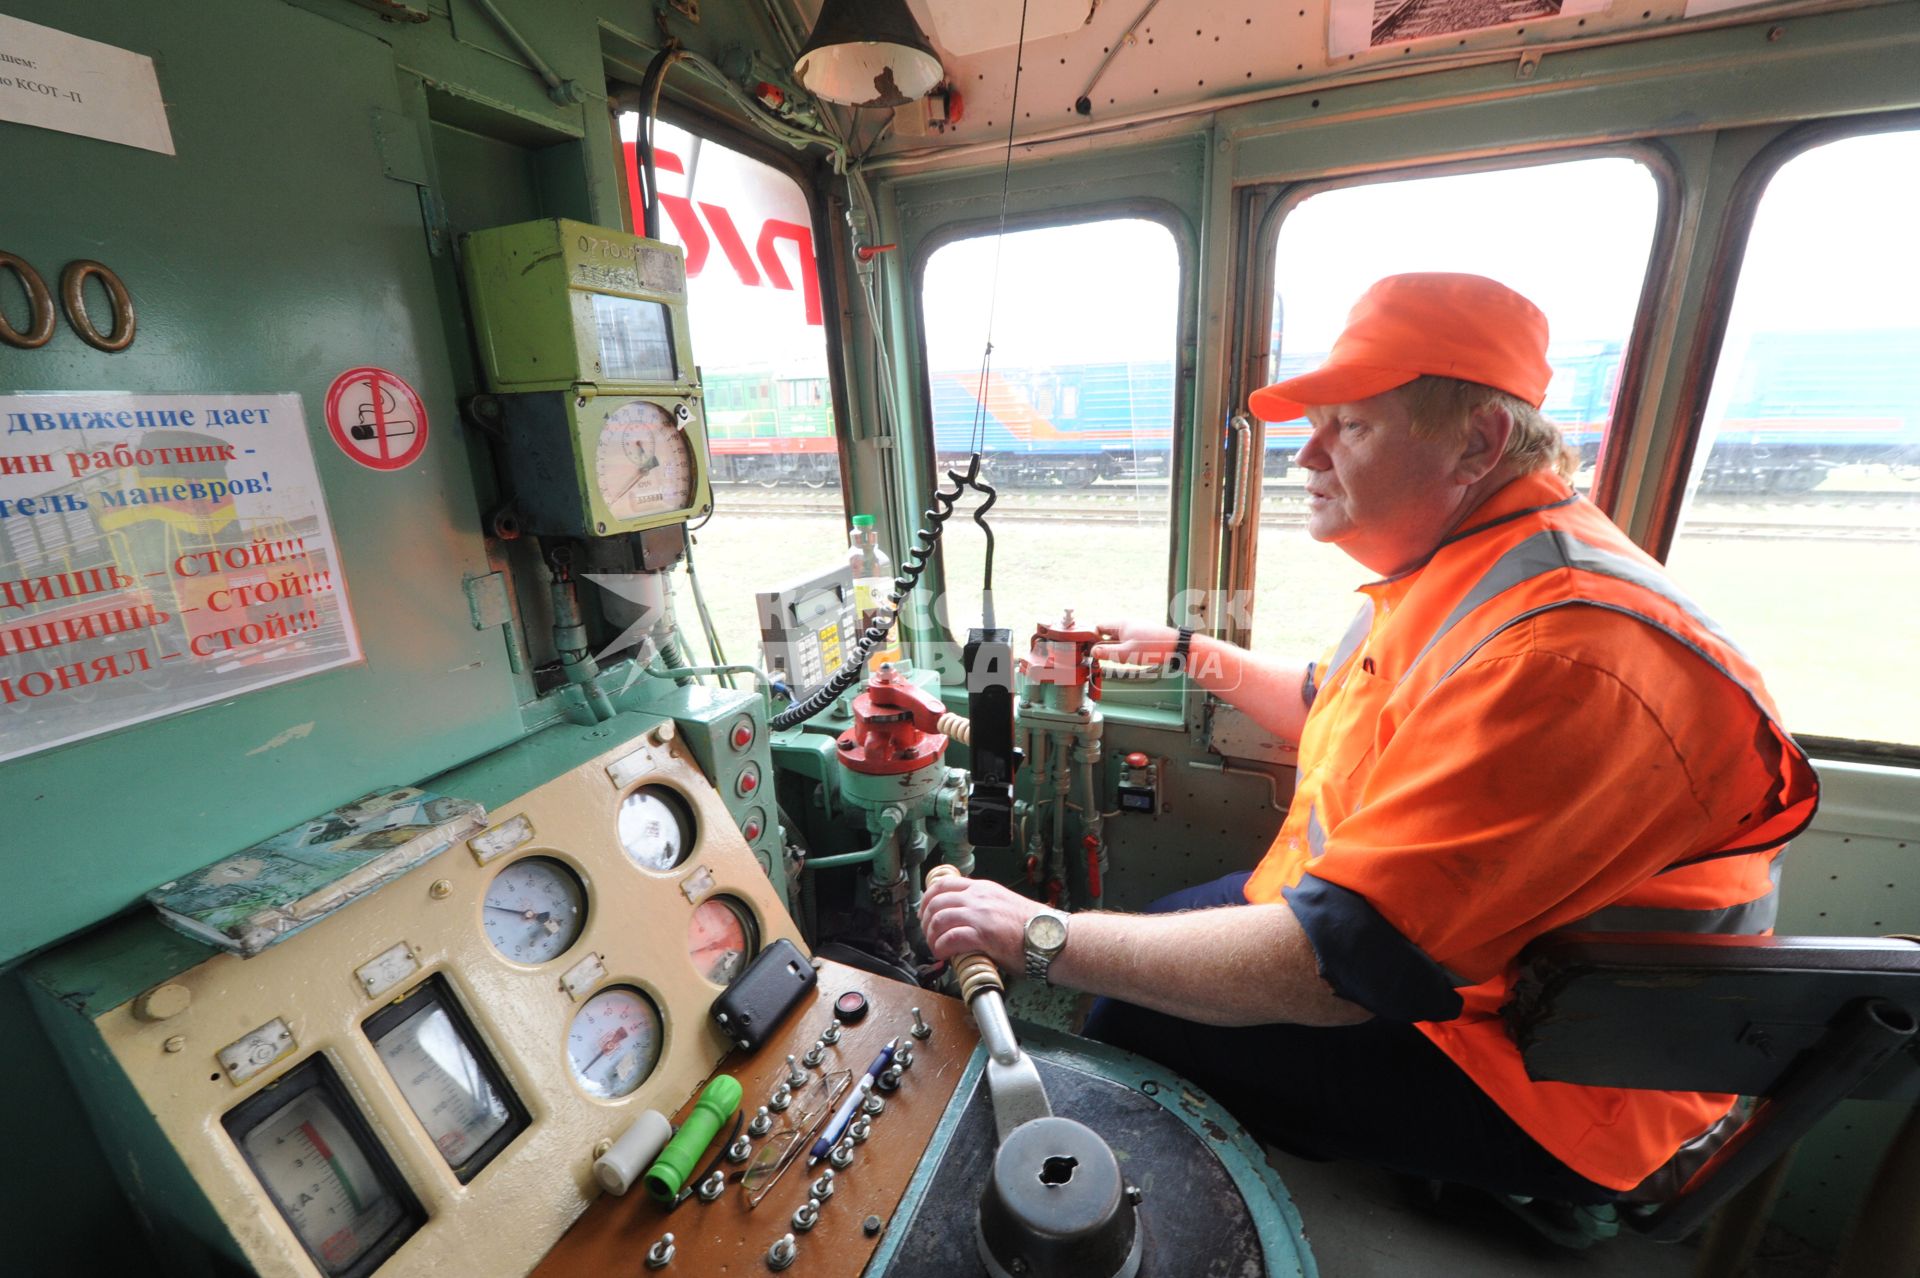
[1249,273,1552,422]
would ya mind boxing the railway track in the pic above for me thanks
[709,486,1920,541]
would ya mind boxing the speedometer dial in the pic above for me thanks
[566,986,663,1100]
[596,399,694,522]
[482,857,586,964]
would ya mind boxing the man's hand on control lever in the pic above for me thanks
[919,873,1045,974]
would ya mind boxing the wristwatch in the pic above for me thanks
[1170,626,1194,675]
[1023,909,1070,984]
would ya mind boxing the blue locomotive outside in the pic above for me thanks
[918,328,1918,492]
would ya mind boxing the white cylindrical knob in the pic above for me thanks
[593,1109,673,1196]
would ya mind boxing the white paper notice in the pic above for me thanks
[0,15,175,156]
[1331,0,1610,58]
[0,394,362,762]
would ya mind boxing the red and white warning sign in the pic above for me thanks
[324,367,429,471]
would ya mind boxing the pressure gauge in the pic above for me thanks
[616,786,695,872]
[224,1058,423,1276]
[365,977,528,1182]
[688,896,759,986]
[567,985,664,1100]
[482,857,587,964]
[596,399,695,524]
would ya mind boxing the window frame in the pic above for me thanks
[1648,108,1920,764]
[615,93,857,518]
[1646,108,1920,561]
[1221,141,1681,653]
[909,199,1198,703]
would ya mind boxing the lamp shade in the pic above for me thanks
[795,0,944,108]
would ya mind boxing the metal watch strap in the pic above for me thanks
[1024,910,1065,984]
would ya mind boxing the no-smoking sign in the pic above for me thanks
[324,367,429,471]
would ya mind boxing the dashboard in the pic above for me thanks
[25,709,1312,1277]
[27,712,797,1276]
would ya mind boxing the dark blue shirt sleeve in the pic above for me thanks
[1283,872,1465,1022]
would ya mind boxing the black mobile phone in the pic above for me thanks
[709,937,816,1052]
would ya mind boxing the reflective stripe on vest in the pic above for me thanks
[1326,599,1375,682]
[1404,529,1745,690]
[1567,860,1784,934]
[1386,526,1810,869]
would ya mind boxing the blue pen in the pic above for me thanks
[808,1039,895,1166]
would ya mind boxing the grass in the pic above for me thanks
[683,495,1920,747]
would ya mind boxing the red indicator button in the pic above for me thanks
[1125,752,1149,768]
[737,769,759,795]
[743,818,763,841]
[731,723,754,750]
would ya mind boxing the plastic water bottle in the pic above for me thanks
[848,514,901,672]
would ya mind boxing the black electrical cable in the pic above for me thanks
[636,46,685,240]
[970,468,1000,632]
[769,457,985,731]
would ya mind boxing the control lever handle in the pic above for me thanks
[924,867,1141,1278]
[924,864,1050,1141]
[925,864,1006,1002]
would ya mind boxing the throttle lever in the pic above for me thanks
[925,865,1144,1277]
[924,864,1051,1141]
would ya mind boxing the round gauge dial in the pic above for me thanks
[596,399,694,523]
[482,857,587,964]
[688,896,759,986]
[617,786,695,872]
[566,986,663,1100]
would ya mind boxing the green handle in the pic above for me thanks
[643,1075,743,1203]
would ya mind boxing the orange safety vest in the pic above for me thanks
[1245,471,1819,1191]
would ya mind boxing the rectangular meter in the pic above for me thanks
[364,975,529,1184]
[223,1055,426,1277]
[461,218,714,537]
[463,218,696,394]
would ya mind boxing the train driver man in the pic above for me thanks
[918,273,1818,1224]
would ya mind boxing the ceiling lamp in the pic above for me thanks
[794,0,944,108]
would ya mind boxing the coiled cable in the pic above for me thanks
[770,455,987,731]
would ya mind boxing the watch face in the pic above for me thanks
[1027,912,1068,952]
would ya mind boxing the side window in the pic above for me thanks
[618,117,844,671]
[1665,130,1920,748]
[919,218,1181,640]
[1251,157,1661,656]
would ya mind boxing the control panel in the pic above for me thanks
[25,716,796,1277]
[540,964,978,1276]
[26,715,1313,1277]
